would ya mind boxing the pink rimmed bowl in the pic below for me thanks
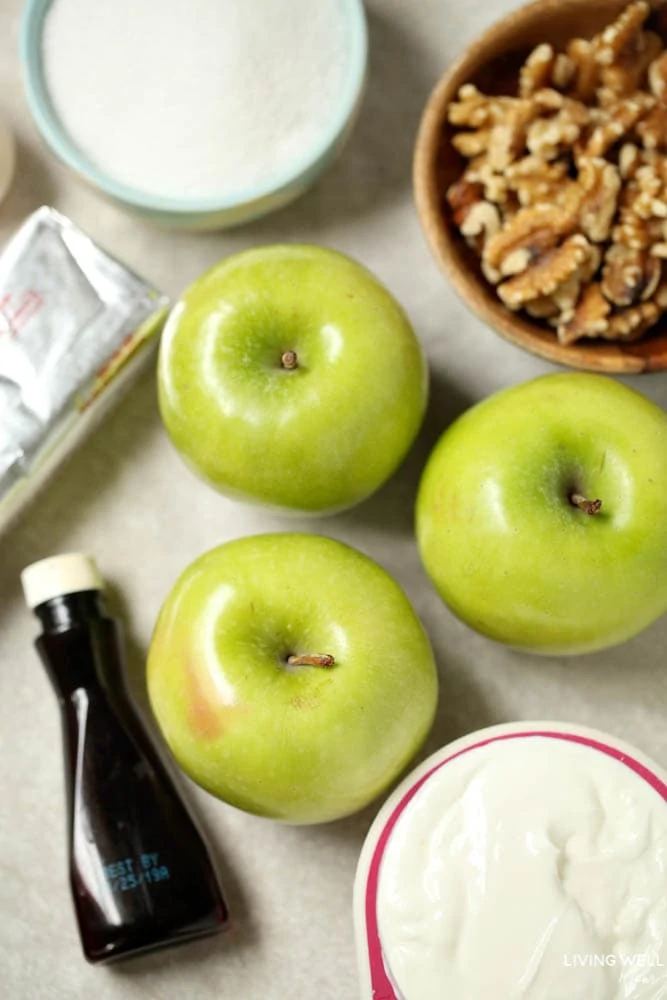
[354,721,667,1000]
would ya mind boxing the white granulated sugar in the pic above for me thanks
[43,0,350,201]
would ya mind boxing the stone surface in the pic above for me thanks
[1,1,667,997]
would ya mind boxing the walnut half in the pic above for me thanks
[497,234,595,310]
[482,205,577,274]
[601,244,662,306]
[558,284,612,343]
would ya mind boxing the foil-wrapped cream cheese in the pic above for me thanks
[0,207,168,536]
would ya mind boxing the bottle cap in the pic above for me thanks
[21,553,104,609]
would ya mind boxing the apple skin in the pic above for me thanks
[416,373,667,656]
[147,534,438,824]
[157,245,428,514]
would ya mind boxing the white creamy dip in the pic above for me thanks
[376,736,667,1000]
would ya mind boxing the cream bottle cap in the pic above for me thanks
[21,554,104,609]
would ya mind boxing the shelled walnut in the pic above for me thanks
[445,1,667,344]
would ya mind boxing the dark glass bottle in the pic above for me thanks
[26,568,229,964]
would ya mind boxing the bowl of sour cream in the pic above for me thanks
[21,0,367,229]
[354,722,667,1000]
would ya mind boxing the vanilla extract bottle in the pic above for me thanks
[22,554,229,964]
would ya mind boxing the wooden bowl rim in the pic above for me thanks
[413,0,667,374]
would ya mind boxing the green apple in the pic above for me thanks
[147,533,438,823]
[416,373,667,655]
[158,245,427,514]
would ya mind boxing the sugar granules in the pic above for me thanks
[43,0,350,200]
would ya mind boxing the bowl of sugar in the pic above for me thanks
[21,0,367,229]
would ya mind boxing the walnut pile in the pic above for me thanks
[446,1,667,344]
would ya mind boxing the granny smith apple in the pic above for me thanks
[416,373,667,655]
[158,245,427,514]
[147,533,438,823]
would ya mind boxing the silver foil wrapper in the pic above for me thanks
[0,207,168,532]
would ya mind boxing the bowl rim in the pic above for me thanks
[20,0,368,216]
[413,0,667,374]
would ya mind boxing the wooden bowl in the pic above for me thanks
[414,0,667,374]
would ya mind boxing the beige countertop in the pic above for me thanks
[2,1,667,997]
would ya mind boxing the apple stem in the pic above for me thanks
[281,350,298,370]
[570,493,602,516]
[287,653,335,668]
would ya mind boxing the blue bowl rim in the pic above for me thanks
[21,0,368,216]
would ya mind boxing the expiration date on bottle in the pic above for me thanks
[103,852,171,892]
